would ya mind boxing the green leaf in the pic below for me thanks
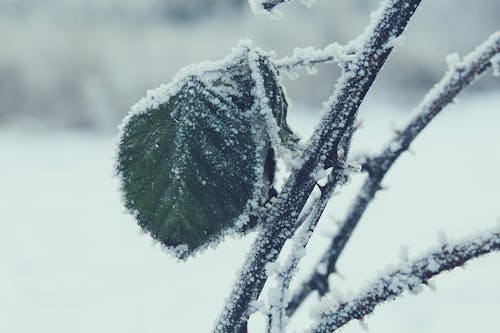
[116,44,297,259]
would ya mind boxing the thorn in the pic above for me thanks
[355,153,369,166]
[319,226,337,238]
[347,161,362,173]
[426,280,437,292]
[406,146,416,155]
[437,229,448,246]
[359,319,369,331]
[330,214,341,225]
[355,118,365,131]
[377,184,388,191]
[409,284,424,295]
[399,244,410,262]
[333,269,346,281]
[390,121,403,135]
[316,182,326,194]
[337,148,346,160]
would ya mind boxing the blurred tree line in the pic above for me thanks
[0,0,498,130]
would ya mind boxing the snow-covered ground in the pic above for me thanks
[1,92,499,332]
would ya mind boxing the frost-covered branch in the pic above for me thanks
[266,131,355,333]
[306,227,500,333]
[214,1,421,332]
[287,30,500,316]
[275,43,352,75]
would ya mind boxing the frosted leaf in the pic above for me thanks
[116,43,298,259]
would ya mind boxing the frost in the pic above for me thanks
[385,34,407,49]
[426,257,440,273]
[308,226,500,332]
[116,40,298,259]
[265,261,280,276]
[446,53,465,70]
[275,43,348,74]
[249,299,266,315]
[160,243,189,261]
[125,40,254,118]
[389,141,401,152]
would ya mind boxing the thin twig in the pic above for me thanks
[266,130,354,333]
[214,1,421,332]
[286,30,500,316]
[307,226,500,333]
[274,43,352,73]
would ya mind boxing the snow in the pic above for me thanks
[274,43,348,74]
[1,92,500,332]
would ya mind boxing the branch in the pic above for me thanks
[286,30,500,316]
[306,226,500,333]
[266,130,355,333]
[274,43,352,74]
[214,1,422,332]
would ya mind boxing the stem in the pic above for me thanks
[287,30,500,316]
[307,227,500,333]
[266,130,353,333]
[275,43,350,73]
[214,1,422,332]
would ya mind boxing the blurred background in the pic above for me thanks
[0,0,499,130]
[1,1,499,332]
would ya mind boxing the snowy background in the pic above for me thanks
[1,0,499,332]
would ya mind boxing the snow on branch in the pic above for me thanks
[214,1,421,332]
[286,30,500,317]
[275,43,351,75]
[266,130,355,333]
[306,227,500,333]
